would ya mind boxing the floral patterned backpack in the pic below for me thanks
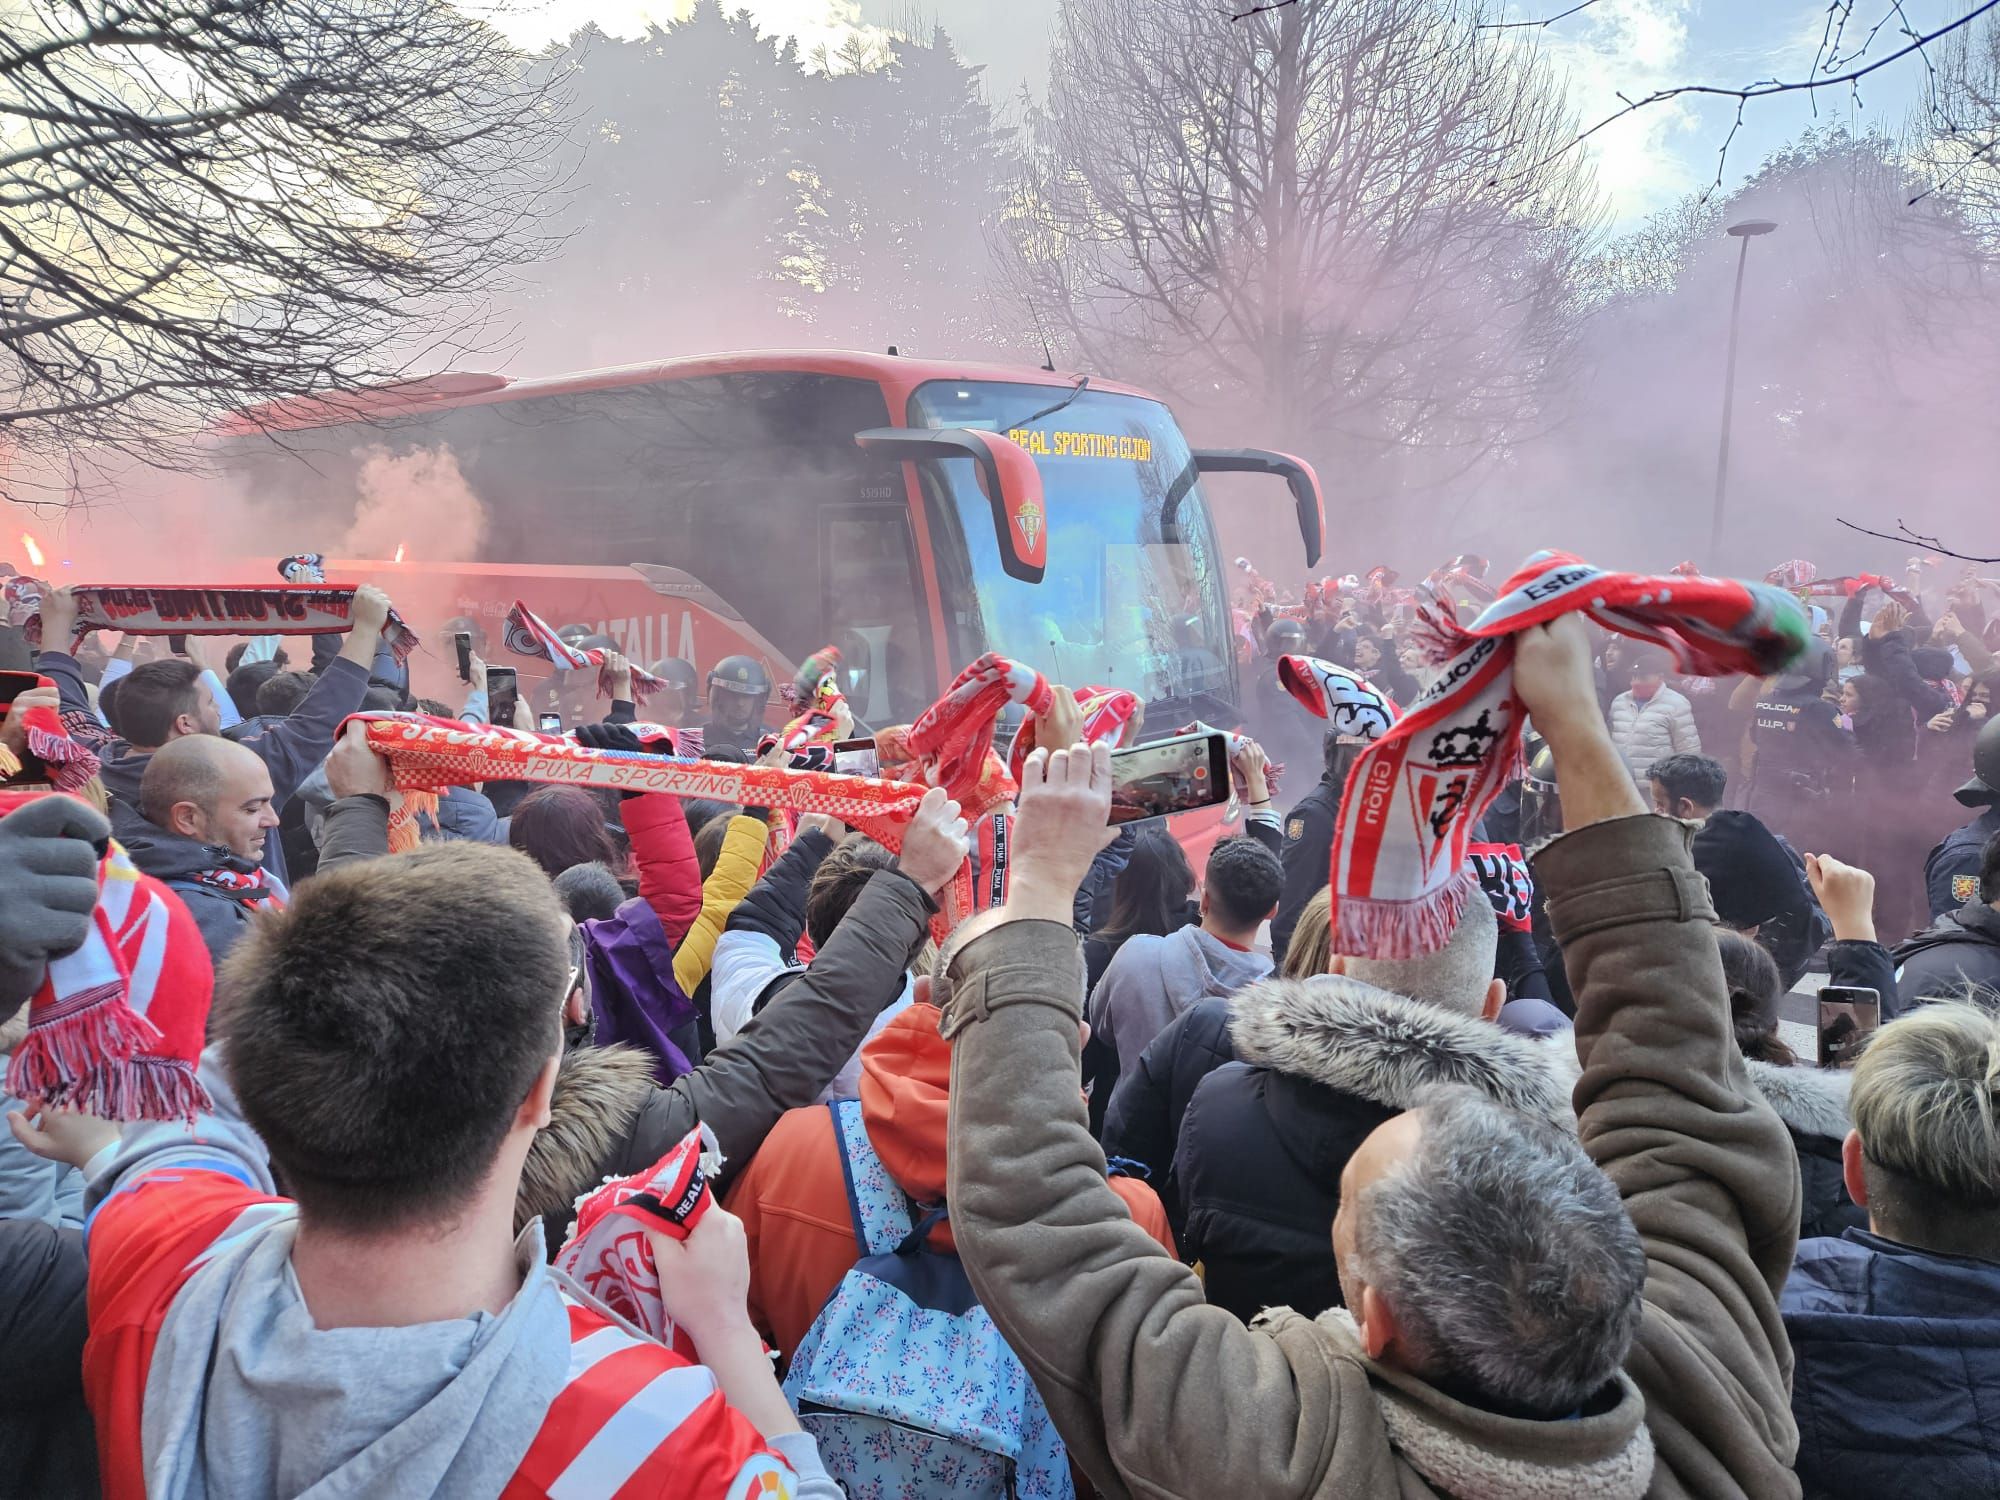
[781,1098,1074,1499]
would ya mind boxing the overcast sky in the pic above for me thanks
[486,0,1944,230]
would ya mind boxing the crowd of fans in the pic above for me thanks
[0,560,1994,1500]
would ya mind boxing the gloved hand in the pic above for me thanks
[0,796,109,1018]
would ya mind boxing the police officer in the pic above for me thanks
[1744,639,1850,846]
[698,654,773,756]
[1250,618,1316,781]
[646,658,700,728]
[1925,714,2000,920]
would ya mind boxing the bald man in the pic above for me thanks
[120,736,288,962]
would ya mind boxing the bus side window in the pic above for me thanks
[820,504,933,725]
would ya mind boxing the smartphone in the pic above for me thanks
[1817,986,1881,1069]
[538,711,565,733]
[1108,731,1231,824]
[455,631,473,684]
[486,667,518,729]
[831,735,879,777]
[167,633,188,655]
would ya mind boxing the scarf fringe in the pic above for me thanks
[6,982,164,1111]
[119,1055,214,1124]
[1332,871,1475,963]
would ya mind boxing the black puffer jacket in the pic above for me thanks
[1100,997,1235,1230]
[1173,975,1575,1323]
[1746,1059,1864,1242]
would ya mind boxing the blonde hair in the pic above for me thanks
[1281,888,1332,978]
[1850,1000,2000,1250]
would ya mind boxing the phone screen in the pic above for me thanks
[1817,986,1881,1069]
[537,712,565,733]
[486,668,518,730]
[455,631,473,684]
[831,736,879,777]
[1108,732,1230,824]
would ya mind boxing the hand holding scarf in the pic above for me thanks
[504,601,666,704]
[1327,552,1807,959]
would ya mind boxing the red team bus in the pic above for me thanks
[216,349,1323,759]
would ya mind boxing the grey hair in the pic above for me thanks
[1343,894,1497,1017]
[1350,1085,1645,1416]
[1850,1000,2000,1217]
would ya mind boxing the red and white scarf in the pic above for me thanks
[762,646,851,758]
[1278,656,1401,743]
[1006,682,1139,781]
[0,793,213,1122]
[16,581,418,662]
[503,601,666,704]
[553,1123,721,1361]
[1327,552,1809,959]
[190,862,287,913]
[1764,559,1818,591]
[354,712,976,931]
[0,675,100,794]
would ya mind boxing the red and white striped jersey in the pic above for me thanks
[85,1168,801,1499]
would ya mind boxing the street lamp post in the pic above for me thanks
[1709,218,1778,570]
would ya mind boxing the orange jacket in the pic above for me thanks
[727,1000,1175,1367]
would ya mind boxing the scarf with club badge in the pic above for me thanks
[1318,552,1807,958]
[1,791,213,1122]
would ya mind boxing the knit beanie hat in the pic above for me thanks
[1691,811,1797,930]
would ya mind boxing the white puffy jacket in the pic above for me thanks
[1608,686,1701,785]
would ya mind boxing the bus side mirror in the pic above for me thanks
[1191,449,1325,569]
[855,428,1047,583]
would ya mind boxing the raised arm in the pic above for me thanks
[623,791,702,944]
[671,813,770,995]
[1518,616,1800,1500]
[614,790,965,1185]
[943,746,1371,1499]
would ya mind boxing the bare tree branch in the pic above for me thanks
[1475,0,1601,32]
[1493,0,2000,187]
[1838,516,2000,564]
[0,0,572,505]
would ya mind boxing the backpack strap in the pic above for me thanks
[827,1097,916,1257]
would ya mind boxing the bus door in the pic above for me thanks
[818,502,935,727]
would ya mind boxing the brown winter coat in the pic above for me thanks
[941,813,1801,1500]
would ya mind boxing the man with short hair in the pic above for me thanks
[1089,834,1282,1087]
[32,584,392,885]
[122,736,285,962]
[46,842,841,1499]
[940,613,1802,1498]
[1893,827,2000,1006]
[1782,1000,2000,1496]
[1650,751,1829,988]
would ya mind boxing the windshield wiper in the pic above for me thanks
[1005,375,1089,432]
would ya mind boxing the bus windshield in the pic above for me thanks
[908,380,1237,720]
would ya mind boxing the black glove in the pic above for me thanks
[574,722,642,755]
[0,796,110,1018]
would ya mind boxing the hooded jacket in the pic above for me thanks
[722,1002,1174,1370]
[1088,924,1271,1089]
[1783,1229,2000,1499]
[940,813,1801,1500]
[1893,900,2000,1007]
[83,1056,837,1499]
[1745,1060,1864,1243]
[112,806,285,965]
[1174,978,1574,1323]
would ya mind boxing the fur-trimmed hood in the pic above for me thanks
[1746,1057,1851,1142]
[1228,975,1575,1128]
[516,1042,655,1238]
